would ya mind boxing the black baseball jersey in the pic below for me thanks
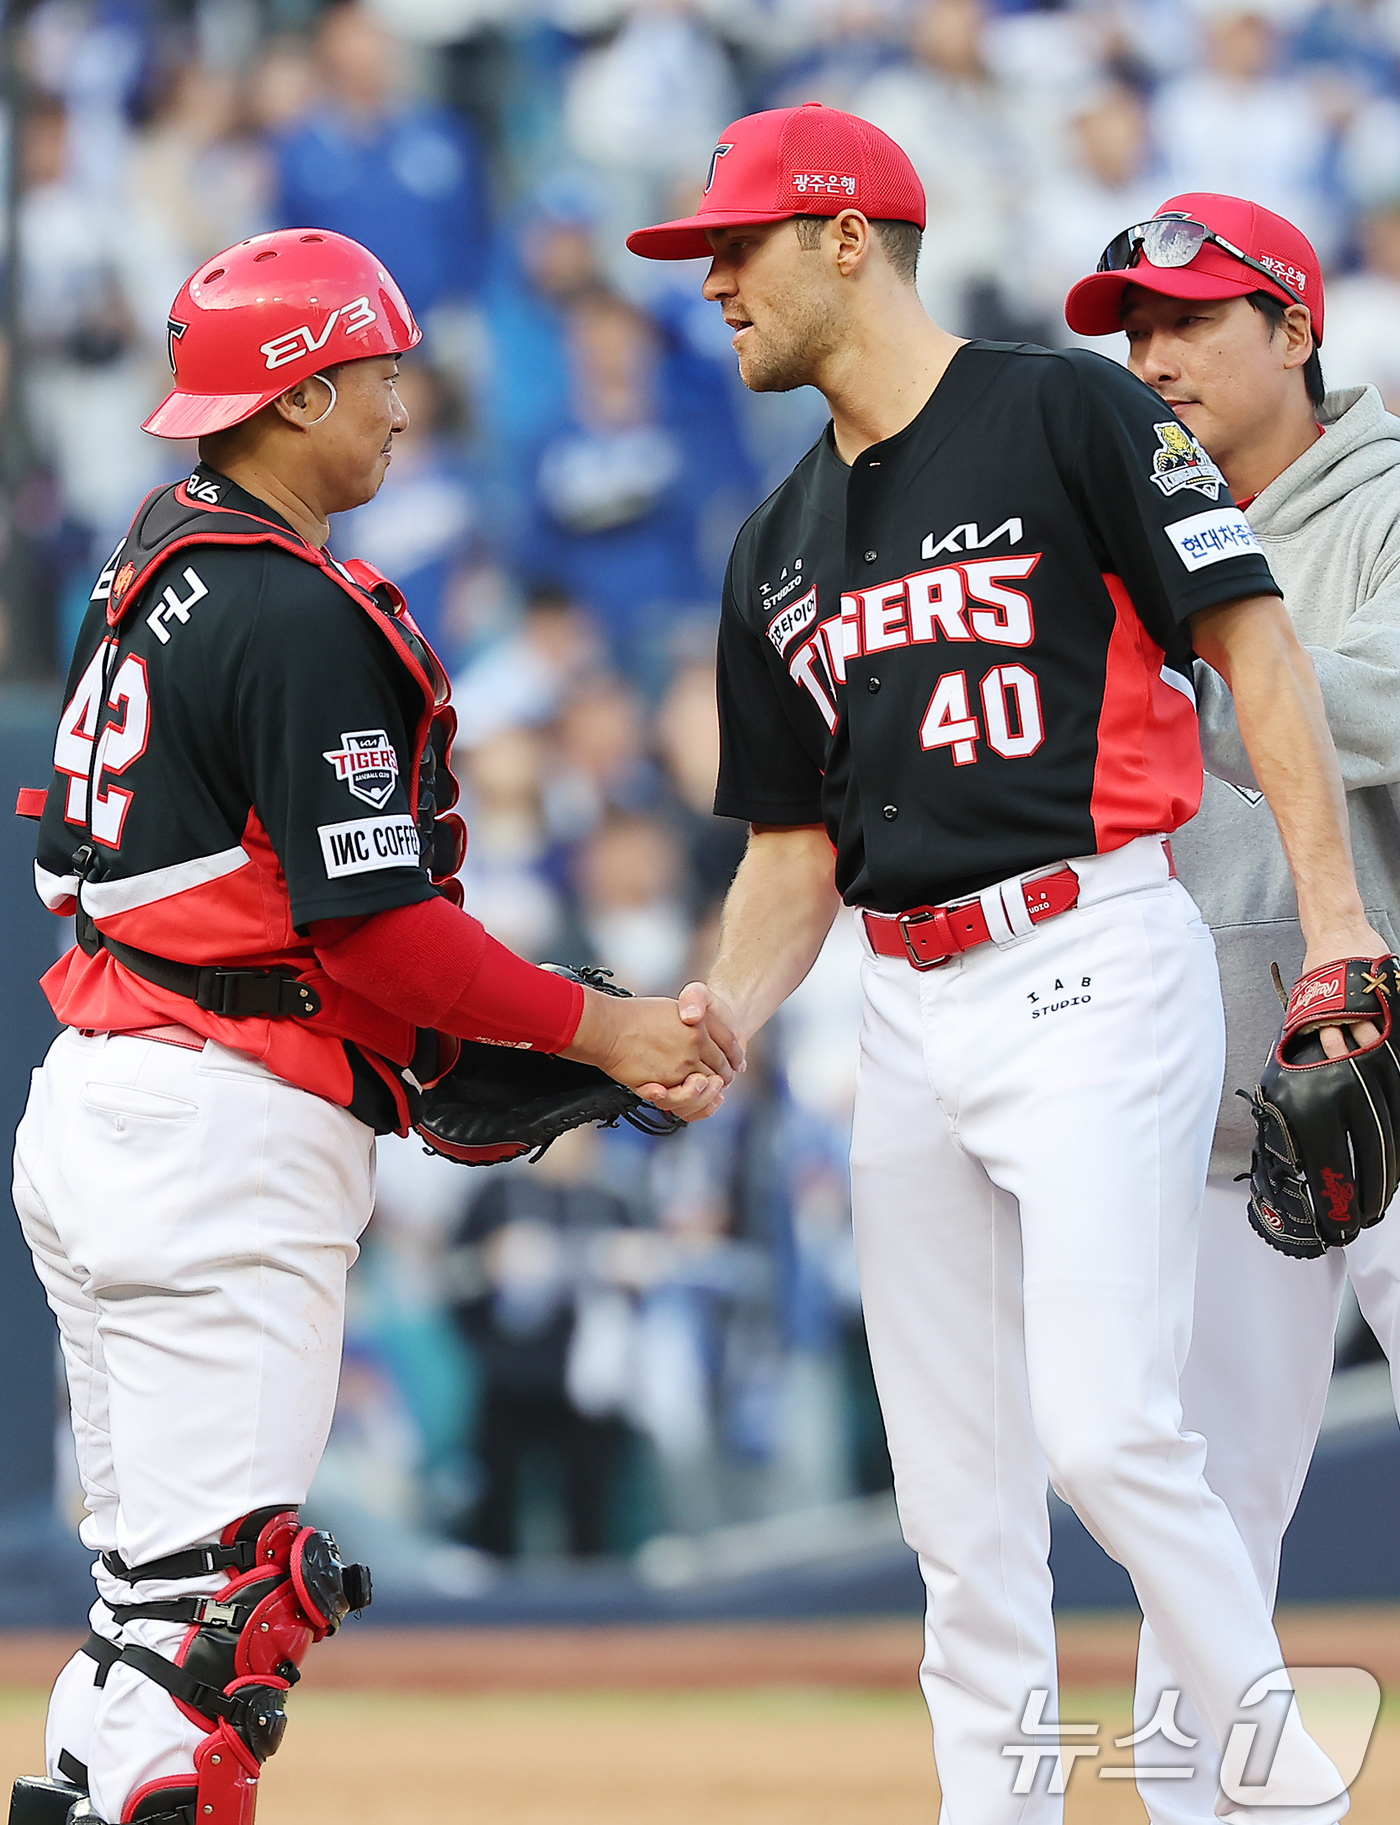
[715,342,1280,912]
[28,463,464,1125]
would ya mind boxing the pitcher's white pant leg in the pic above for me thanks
[13,1028,375,1821]
[850,880,1346,1824]
[1344,1215,1400,1397]
[1133,1185,1344,1823]
[851,959,1060,1825]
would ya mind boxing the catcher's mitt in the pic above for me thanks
[1239,955,1400,1258]
[415,965,686,1167]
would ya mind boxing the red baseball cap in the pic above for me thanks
[1064,193,1324,344]
[626,102,926,262]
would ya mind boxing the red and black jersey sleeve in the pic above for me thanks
[232,547,439,929]
[714,549,829,827]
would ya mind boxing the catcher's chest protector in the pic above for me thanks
[90,473,465,893]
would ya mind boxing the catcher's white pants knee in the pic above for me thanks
[1134,1182,1400,1823]
[849,837,1347,1825]
[13,1027,374,1823]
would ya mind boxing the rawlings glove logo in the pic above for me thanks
[1287,971,1344,1023]
[1320,1167,1355,1226]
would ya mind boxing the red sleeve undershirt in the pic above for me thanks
[311,896,584,1053]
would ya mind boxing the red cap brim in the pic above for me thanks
[142,388,278,439]
[1065,264,1265,337]
[627,208,804,261]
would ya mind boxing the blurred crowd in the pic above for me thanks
[14,0,1400,1572]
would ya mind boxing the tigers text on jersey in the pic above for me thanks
[714,342,1280,912]
[30,465,455,1126]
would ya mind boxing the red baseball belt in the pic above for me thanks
[862,865,1082,970]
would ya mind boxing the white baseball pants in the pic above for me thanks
[13,1027,374,1824]
[848,835,1347,1825]
[1134,1182,1400,1822]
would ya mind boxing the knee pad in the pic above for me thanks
[107,1507,370,1709]
[94,1508,371,1825]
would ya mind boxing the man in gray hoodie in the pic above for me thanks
[1067,193,1400,1818]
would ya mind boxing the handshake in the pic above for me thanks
[562,978,744,1123]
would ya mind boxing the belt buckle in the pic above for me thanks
[899,909,953,970]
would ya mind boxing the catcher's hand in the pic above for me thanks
[415,966,686,1167]
[1240,955,1400,1258]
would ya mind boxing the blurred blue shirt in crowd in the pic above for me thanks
[271,3,485,314]
[515,290,756,680]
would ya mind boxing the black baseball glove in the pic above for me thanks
[414,965,686,1167]
[1239,955,1400,1258]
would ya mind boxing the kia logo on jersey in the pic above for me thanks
[260,295,379,371]
[322,729,400,808]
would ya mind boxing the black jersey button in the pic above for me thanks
[864,549,878,562]
[866,676,881,693]
[882,804,898,821]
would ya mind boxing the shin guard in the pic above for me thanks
[97,1509,370,1825]
[7,1779,85,1825]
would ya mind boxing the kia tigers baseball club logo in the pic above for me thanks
[166,317,187,376]
[260,295,379,371]
[323,729,399,808]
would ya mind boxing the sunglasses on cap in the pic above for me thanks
[1096,212,1306,309]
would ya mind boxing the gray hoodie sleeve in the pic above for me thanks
[1195,564,1400,792]
[1194,384,1400,794]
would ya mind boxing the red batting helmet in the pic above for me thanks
[143,229,422,440]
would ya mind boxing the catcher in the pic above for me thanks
[10,230,734,1825]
